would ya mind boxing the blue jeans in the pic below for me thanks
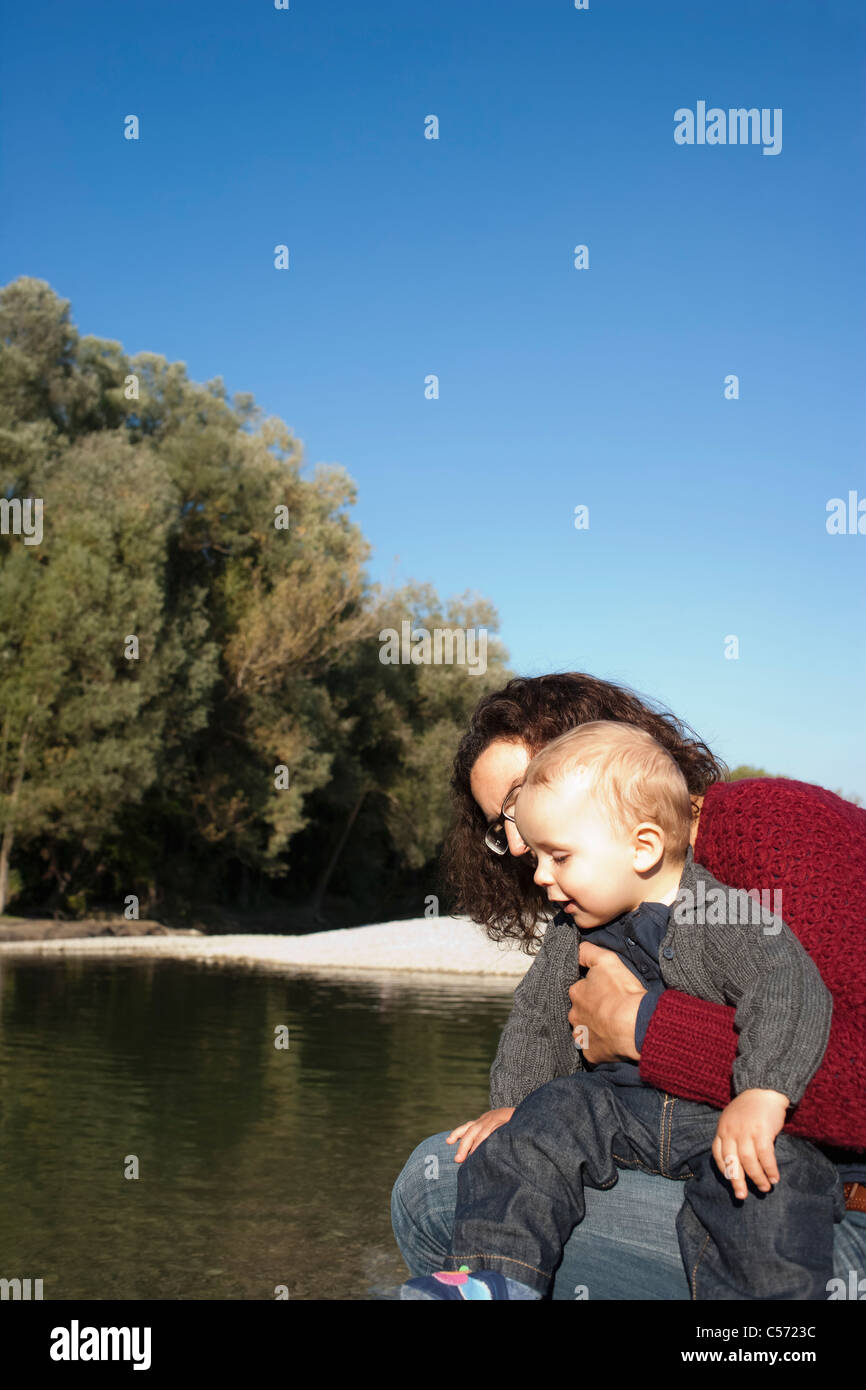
[391,1119,866,1301]
[443,1076,844,1299]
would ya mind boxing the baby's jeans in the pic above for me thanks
[445,1074,846,1299]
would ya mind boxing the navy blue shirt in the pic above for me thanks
[576,899,671,1087]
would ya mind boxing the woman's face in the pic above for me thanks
[470,739,533,856]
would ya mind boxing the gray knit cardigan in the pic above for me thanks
[489,848,832,1111]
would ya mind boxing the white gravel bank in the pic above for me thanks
[0,916,539,979]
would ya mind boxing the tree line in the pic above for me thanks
[0,277,510,925]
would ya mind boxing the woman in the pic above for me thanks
[390,673,866,1299]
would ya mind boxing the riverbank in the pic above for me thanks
[0,916,203,942]
[0,915,538,979]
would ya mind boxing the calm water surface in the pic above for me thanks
[0,956,517,1300]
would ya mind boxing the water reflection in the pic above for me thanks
[0,957,517,1299]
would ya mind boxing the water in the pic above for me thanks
[0,955,517,1300]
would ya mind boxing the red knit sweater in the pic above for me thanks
[638,777,866,1151]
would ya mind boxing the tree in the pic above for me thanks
[1,276,513,921]
[0,429,218,913]
[0,279,374,913]
[298,585,510,920]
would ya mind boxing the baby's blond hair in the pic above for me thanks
[522,720,693,858]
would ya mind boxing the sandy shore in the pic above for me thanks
[0,916,538,980]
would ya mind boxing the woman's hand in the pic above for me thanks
[568,941,647,1063]
[446,1108,515,1162]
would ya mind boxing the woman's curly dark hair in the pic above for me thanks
[440,672,726,952]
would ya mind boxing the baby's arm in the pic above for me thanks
[712,1088,789,1200]
[697,885,833,1197]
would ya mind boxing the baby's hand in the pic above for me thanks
[712,1089,789,1200]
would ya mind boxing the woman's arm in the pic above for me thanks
[637,991,736,1109]
[569,934,866,1149]
[633,774,866,1150]
[639,990,866,1151]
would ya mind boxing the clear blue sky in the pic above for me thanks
[2,0,864,797]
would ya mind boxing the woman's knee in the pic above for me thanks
[391,1130,460,1274]
[832,1211,866,1288]
[391,1131,457,1217]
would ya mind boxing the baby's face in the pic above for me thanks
[515,774,641,928]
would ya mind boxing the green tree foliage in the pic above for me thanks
[0,278,511,921]
[296,584,510,920]
[0,430,217,913]
[726,765,774,781]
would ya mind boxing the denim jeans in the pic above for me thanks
[391,1113,866,1301]
[441,1075,845,1299]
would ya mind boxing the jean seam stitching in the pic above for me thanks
[658,1094,670,1177]
[690,1231,712,1301]
[665,1095,675,1174]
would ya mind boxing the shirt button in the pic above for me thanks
[663,947,674,959]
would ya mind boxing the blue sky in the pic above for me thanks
[2,0,864,796]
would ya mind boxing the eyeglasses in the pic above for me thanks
[484,785,521,856]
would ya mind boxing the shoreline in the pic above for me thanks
[0,916,537,982]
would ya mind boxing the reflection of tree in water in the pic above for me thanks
[284,970,513,1135]
[0,957,515,1297]
[0,958,277,1168]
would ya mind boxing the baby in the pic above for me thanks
[401,721,845,1300]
